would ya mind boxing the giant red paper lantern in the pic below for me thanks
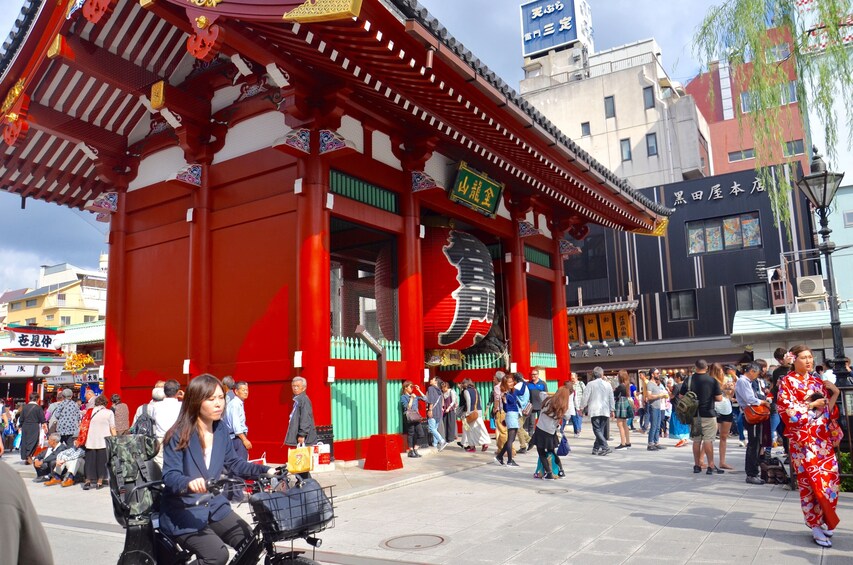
[422,228,495,350]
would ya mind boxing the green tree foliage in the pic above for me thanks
[694,0,853,226]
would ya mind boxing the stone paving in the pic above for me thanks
[5,424,852,564]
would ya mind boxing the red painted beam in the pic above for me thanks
[28,101,127,158]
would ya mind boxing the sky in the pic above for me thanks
[0,0,716,292]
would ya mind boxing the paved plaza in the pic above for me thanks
[7,425,853,565]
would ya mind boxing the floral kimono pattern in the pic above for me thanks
[777,370,843,530]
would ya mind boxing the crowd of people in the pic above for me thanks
[0,343,845,556]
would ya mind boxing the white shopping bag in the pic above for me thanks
[248,451,267,466]
[311,442,335,472]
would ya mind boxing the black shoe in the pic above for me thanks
[707,466,724,475]
[543,473,557,480]
[591,448,601,455]
[598,447,612,456]
[648,445,659,451]
[693,465,702,473]
[654,444,667,450]
[82,482,91,491]
[745,476,766,485]
[407,451,418,458]
[507,460,519,467]
[493,456,504,466]
[615,444,627,450]
[32,476,49,483]
[457,442,464,449]
[557,469,565,477]
[517,447,527,454]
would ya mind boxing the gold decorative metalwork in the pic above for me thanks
[140,0,155,7]
[632,217,669,237]
[187,0,222,7]
[195,15,209,29]
[7,112,18,123]
[283,0,363,23]
[47,35,63,59]
[1,78,26,115]
[150,80,165,110]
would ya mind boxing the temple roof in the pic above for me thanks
[0,0,672,231]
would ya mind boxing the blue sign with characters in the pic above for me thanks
[520,0,578,58]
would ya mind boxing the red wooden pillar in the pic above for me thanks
[296,135,331,427]
[187,162,212,377]
[25,379,34,400]
[398,186,424,379]
[507,214,531,376]
[551,233,570,384]
[104,189,127,397]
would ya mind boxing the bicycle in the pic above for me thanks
[116,465,335,565]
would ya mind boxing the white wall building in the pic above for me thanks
[520,38,713,189]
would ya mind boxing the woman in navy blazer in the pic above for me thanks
[161,374,271,565]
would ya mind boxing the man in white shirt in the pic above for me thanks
[150,379,182,468]
[580,366,615,455]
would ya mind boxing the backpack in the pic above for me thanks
[130,404,156,438]
[106,434,161,527]
[675,375,699,423]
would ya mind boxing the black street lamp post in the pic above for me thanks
[796,148,849,385]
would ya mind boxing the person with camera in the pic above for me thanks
[161,374,273,565]
[776,345,842,548]
[735,362,770,485]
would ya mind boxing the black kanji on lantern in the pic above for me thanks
[438,231,496,346]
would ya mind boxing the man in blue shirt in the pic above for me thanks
[223,381,251,459]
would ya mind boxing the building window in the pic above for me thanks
[740,91,752,114]
[844,210,853,227]
[604,95,615,118]
[25,299,37,307]
[60,316,71,326]
[781,80,798,104]
[643,86,655,109]
[668,290,697,321]
[25,318,36,325]
[581,122,590,137]
[84,315,96,323]
[46,314,54,321]
[646,133,658,156]
[728,148,755,162]
[766,42,791,63]
[10,302,21,311]
[620,138,632,161]
[736,283,770,311]
[91,349,103,362]
[687,212,763,255]
[783,139,805,157]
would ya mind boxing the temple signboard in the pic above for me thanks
[449,162,504,218]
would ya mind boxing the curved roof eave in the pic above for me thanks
[387,0,672,220]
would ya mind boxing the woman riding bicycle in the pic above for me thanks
[161,374,273,565]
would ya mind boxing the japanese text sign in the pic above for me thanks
[520,0,583,58]
[449,162,504,218]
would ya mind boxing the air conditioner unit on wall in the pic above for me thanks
[797,275,826,298]
[797,301,824,312]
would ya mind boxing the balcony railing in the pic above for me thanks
[438,352,504,371]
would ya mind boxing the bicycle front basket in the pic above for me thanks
[249,478,334,540]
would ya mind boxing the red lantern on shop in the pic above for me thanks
[422,227,495,350]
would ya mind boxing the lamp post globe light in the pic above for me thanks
[796,147,849,385]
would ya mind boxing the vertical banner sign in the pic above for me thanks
[520,0,580,58]
[614,311,632,339]
[598,313,615,340]
[583,314,599,342]
[566,316,578,343]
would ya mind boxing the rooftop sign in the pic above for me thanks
[521,0,593,58]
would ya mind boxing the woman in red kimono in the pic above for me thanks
[777,344,842,548]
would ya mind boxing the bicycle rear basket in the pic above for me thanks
[249,479,335,541]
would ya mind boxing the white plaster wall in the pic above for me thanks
[424,151,454,189]
[338,115,364,154]
[371,130,401,171]
[213,111,289,165]
[129,146,186,191]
